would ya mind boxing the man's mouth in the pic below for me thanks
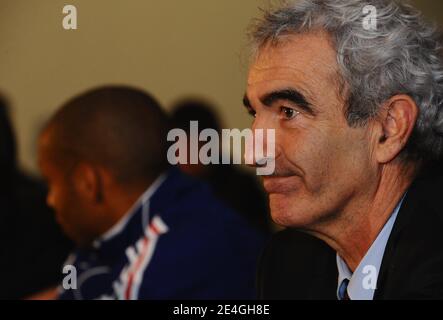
[262,175,299,194]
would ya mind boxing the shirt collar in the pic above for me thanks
[92,173,167,248]
[336,193,406,300]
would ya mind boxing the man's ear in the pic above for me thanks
[72,163,104,204]
[374,95,418,164]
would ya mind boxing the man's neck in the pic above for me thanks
[310,162,417,272]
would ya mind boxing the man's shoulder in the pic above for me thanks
[156,168,265,233]
[154,168,231,212]
[157,169,267,254]
[395,172,443,238]
[377,172,443,299]
[258,229,337,300]
[139,169,267,298]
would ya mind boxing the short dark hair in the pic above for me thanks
[44,85,170,185]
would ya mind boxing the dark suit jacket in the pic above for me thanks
[257,172,443,300]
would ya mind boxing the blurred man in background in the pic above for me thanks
[37,86,266,299]
[0,94,71,299]
[171,99,272,235]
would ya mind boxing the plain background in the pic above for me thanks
[0,0,442,174]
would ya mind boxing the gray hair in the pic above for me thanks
[249,0,443,160]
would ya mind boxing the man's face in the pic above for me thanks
[245,32,376,229]
[38,131,96,246]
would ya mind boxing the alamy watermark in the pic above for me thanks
[167,121,276,176]
[362,265,377,290]
[363,5,377,31]
[63,5,77,30]
[62,265,77,290]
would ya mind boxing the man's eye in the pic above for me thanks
[280,107,299,120]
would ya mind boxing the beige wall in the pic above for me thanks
[0,0,442,174]
[0,0,269,173]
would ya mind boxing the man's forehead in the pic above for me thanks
[38,127,66,162]
[38,126,62,155]
[247,65,310,86]
[248,32,338,81]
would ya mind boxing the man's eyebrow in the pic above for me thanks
[261,89,315,115]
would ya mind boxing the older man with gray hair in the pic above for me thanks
[244,0,443,299]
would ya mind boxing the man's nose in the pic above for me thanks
[245,116,276,168]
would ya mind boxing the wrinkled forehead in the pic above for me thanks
[248,31,340,84]
[247,32,344,108]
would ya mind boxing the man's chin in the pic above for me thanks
[268,193,314,228]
